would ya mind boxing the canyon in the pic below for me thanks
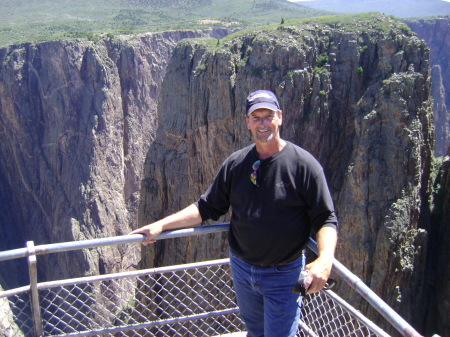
[0,14,448,336]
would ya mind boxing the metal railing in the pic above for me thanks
[0,224,423,337]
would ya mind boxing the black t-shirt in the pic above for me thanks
[195,141,338,266]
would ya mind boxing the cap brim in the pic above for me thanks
[246,103,279,116]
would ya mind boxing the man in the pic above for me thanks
[130,90,338,337]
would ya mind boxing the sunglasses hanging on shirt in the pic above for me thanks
[250,160,261,186]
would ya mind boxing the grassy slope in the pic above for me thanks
[206,11,414,52]
[0,0,332,48]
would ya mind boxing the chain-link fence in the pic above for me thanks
[1,287,33,336]
[1,259,382,337]
[0,225,420,337]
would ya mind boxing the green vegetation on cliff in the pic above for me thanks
[209,12,415,54]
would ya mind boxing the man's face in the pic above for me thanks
[246,108,283,144]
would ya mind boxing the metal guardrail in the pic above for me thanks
[0,223,423,337]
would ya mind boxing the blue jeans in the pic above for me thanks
[230,250,305,337]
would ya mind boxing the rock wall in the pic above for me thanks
[0,29,230,287]
[138,14,434,335]
[405,18,450,336]
[406,18,450,157]
[426,149,450,335]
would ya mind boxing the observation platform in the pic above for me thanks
[0,224,422,337]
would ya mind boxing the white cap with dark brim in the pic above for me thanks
[246,90,280,116]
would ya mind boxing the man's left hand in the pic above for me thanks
[304,257,333,293]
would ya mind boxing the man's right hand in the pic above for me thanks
[129,223,163,245]
[128,203,203,245]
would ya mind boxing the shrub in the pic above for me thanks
[316,53,328,67]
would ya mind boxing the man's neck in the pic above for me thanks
[255,139,286,160]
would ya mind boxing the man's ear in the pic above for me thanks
[278,110,283,125]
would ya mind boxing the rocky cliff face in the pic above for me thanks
[405,18,450,336]
[0,29,230,288]
[138,14,435,335]
[406,18,450,157]
[427,149,450,335]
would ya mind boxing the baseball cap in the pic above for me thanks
[245,90,280,116]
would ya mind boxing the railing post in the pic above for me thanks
[27,241,43,337]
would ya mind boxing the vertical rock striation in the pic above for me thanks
[139,14,434,335]
[427,150,450,335]
[406,18,450,157]
[405,18,450,336]
[0,29,230,287]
